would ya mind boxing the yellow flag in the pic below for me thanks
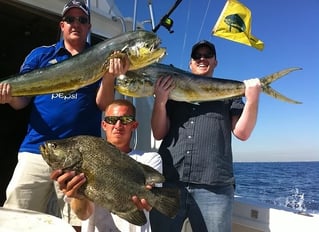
[212,0,264,51]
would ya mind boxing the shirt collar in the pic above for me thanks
[55,40,90,56]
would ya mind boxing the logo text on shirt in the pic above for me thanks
[51,93,78,100]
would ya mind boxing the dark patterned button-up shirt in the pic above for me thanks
[158,98,244,186]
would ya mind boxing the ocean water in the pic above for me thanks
[233,161,319,214]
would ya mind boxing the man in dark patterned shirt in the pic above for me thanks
[150,40,261,232]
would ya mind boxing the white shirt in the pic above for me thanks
[81,150,162,232]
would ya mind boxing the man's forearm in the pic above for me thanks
[70,197,94,220]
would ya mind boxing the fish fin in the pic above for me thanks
[263,85,302,104]
[260,67,302,104]
[139,163,165,184]
[151,187,180,218]
[60,90,77,95]
[115,209,147,226]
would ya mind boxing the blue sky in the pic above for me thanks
[115,0,318,162]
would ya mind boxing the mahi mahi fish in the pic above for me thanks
[40,135,180,226]
[115,63,302,104]
[0,30,166,96]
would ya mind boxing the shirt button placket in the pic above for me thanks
[183,114,196,181]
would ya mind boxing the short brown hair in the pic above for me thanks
[105,99,136,117]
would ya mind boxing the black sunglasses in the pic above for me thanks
[63,16,89,24]
[192,52,214,60]
[104,116,135,125]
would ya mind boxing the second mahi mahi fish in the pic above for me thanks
[0,30,166,96]
[115,63,302,104]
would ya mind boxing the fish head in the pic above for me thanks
[40,137,83,171]
[115,73,155,97]
[122,30,166,70]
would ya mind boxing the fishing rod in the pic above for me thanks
[152,0,182,33]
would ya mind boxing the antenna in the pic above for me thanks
[147,0,156,30]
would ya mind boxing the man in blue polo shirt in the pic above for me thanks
[0,0,128,230]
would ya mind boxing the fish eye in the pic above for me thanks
[48,142,57,149]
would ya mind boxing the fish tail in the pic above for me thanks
[259,67,302,104]
[151,187,180,218]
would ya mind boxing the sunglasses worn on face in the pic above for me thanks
[192,53,214,60]
[63,16,89,24]
[104,116,135,125]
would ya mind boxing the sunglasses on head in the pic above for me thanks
[63,16,89,24]
[191,52,214,60]
[104,116,135,125]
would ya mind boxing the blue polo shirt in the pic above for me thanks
[19,40,101,154]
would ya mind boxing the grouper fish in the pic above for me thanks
[115,63,302,104]
[40,135,180,226]
[0,30,166,96]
